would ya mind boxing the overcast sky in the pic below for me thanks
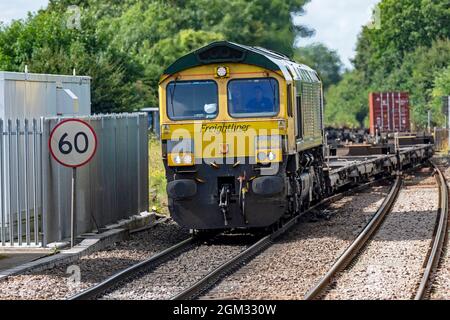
[0,0,48,23]
[296,0,380,68]
[0,0,380,68]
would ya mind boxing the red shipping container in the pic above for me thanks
[369,92,410,135]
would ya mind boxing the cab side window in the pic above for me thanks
[296,94,302,139]
[287,84,293,117]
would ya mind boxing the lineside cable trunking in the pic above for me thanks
[0,71,91,119]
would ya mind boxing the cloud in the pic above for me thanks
[0,0,49,24]
[295,0,380,69]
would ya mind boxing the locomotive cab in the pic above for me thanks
[159,41,324,230]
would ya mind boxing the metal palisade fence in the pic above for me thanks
[0,113,149,247]
[0,118,43,246]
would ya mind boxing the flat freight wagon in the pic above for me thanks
[369,92,410,135]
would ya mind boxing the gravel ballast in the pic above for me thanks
[102,235,252,300]
[0,164,446,301]
[430,245,450,300]
[0,220,189,300]
[323,169,438,300]
[203,183,390,300]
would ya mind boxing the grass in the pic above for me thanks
[149,135,168,215]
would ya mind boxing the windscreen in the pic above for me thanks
[167,80,218,120]
[228,78,279,117]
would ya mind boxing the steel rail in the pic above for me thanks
[415,162,449,300]
[170,215,297,300]
[68,237,196,300]
[171,179,391,301]
[304,175,402,300]
[69,178,390,301]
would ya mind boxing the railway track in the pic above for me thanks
[304,162,448,300]
[170,216,298,300]
[68,237,197,300]
[0,219,191,300]
[69,180,387,300]
[68,214,299,300]
[69,164,446,301]
[415,161,448,300]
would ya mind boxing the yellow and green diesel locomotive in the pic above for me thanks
[159,41,325,230]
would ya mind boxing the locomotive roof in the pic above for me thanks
[162,41,321,83]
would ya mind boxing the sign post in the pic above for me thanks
[71,167,76,248]
[49,119,97,247]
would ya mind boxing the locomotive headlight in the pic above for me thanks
[255,136,282,164]
[215,66,229,78]
[183,153,193,165]
[257,152,267,162]
[167,138,194,166]
[169,152,194,166]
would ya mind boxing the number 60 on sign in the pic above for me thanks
[49,119,97,168]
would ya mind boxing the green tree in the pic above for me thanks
[354,0,450,83]
[294,43,343,89]
[361,39,450,128]
[0,0,314,113]
[94,0,313,106]
[0,9,145,113]
[431,67,450,127]
[325,71,368,128]
[325,0,450,129]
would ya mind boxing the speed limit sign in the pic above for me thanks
[49,119,97,247]
[49,119,97,168]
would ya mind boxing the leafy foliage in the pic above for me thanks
[294,43,343,90]
[354,0,450,82]
[325,71,369,128]
[326,0,450,128]
[0,0,312,113]
[431,66,450,126]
